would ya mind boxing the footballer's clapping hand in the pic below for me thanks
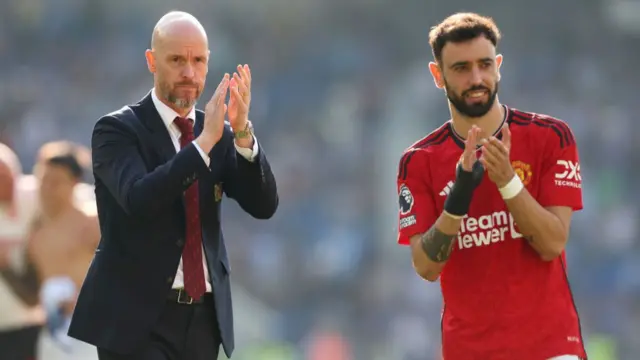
[480,125,516,188]
[444,125,484,217]
[460,125,481,172]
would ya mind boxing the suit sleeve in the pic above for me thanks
[537,126,583,211]
[92,115,210,217]
[222,126,278,219]
[397,150,438,246]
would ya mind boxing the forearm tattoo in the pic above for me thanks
[421,226,456,262]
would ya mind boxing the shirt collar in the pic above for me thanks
[150,88,197,129]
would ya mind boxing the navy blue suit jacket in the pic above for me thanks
[67,92,278,358]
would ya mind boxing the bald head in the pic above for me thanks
[146,11,209,113]
[151,11,208,51]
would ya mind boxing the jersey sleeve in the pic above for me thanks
[396,150,438,246]
[537,125,583,211]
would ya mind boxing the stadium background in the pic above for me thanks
[1,0,638,359]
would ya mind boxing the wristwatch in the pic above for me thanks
[234,121,254,140]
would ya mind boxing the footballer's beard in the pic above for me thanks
[445,82,499,118]
[160,81,202,109]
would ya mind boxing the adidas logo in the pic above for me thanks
[439,181,454,196]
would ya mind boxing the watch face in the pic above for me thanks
[235,129,252,139]
[234,121,253,139]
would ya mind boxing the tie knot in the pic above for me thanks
[174,117,193,136]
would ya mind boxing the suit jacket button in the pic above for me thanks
[167,276,174,284]
[176,238,184,247]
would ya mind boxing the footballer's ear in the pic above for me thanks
[429,61,445,89]
[495,54,503,81]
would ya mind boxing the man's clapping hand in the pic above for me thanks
[479,126,515,188]
[194,73,230,153]
[227,64,251,127]
[228,64,253,149]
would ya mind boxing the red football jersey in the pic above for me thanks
[396,106,587,360]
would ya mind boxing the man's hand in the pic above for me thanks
[460,125,481,171]
[227,64,253,149]
[227,64,251,131]
[195,73,230,153]
[443,125,484,217]
[480,125,515,188]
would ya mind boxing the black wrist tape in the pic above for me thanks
[443,162,484,216]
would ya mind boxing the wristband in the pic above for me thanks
[443,210,465,220]
[499,175,524,200]
[443,162,484,217]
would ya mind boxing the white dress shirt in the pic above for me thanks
[150,89,258,293]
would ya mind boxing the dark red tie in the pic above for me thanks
[173,117,206,299]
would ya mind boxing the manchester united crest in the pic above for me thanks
[511,160,532,186]
[214,183,223,202]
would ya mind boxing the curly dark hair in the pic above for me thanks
[429,12,501,63]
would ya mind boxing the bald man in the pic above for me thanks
[67,11,278,360]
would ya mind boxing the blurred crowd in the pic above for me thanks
[1,0,639,359]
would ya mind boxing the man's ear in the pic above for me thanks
[429,61,445,89]
[145,49,156,73]
[495,54,503,81]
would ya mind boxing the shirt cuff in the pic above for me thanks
[235,136,259,162]
[192,141,211,167]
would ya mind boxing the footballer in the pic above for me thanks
[396,12,587,360]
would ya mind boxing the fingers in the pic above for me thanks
[479,146,501,171]
[481,137,505,161]
[211,73,230,104]
[217,82,228,108]
[460,125,481,171]
[501,125,511,150]
[479,146,498,169]
[463,125,480,155]
[232,72,249,101]
[480,136,509,173]
[238,64,251,87]
[217,73,230,94]
[235,64,251,99]
[479,156,491,171]
[483,137,508,157]
[229,78,247,108]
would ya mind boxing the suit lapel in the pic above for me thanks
[134,92,176,163]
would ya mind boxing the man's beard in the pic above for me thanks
[445,81,498,118]
[160,82,201,109]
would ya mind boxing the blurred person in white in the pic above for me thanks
[19,140,97,217]
[25,153,100,360]
[0,142,45,360]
